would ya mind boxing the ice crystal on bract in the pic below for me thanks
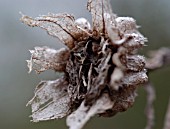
[21,0,148,129]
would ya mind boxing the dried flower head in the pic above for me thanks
[21,0,148,129]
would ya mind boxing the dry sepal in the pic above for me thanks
[21,0,148,129]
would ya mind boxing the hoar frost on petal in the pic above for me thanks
[27,46,70,73]
[27,77,71,122]
[21,13,90,49]
[115,17,137,34]
[22,0,148,129]
[87,0,116,37]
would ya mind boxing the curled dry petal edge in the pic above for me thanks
[27,46,70,73]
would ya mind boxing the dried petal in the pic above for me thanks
[123,33,147,51]
[108,17,147,49]
[67,93,114,129]
[105,85,137,117]
[27,77,71,122]
[27,46,69,73]
[87,0,116,37]
[109,70,148,91]
[21,13,90,49]
[121,70,148,87]
[121,55,146,72]
[116,17,137,34]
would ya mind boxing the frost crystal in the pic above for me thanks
[21,0,148,129]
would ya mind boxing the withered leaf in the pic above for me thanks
[67,93,114,129]
[27,77,71,122]
[27,46,70,73]
[21,13,90,49]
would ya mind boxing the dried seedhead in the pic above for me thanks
[21,0,148,129]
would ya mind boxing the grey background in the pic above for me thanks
[0,0,170,129]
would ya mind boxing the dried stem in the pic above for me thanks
[144,82,155,129]
[163,98,170,129]
[144,47,170,129]
[146,47,170,71]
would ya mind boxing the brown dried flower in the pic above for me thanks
[21,0,148,129]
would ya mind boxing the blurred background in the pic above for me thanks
[0,0,170,129]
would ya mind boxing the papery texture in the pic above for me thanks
[27,77,71,122]
[21,13,90,49]
[27,46,69,73]
[22,0,148,129]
